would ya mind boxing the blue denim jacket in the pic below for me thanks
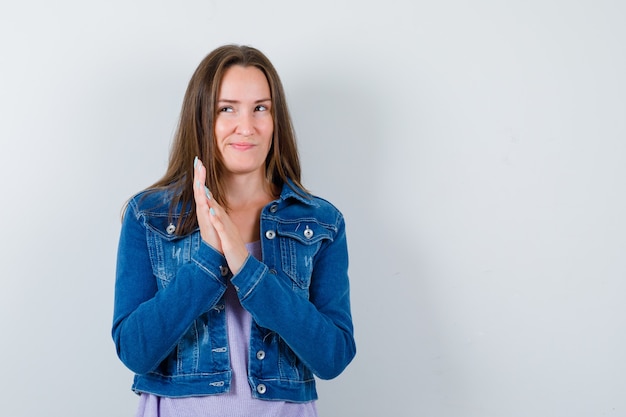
[112,182,356,402]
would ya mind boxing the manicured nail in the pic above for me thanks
[193,156,198,168]
[204,186,211,200]
[209,207,216,216]
[195,180,200,189]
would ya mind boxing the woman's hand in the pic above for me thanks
[193,157,222,253]
[193,157,249,274]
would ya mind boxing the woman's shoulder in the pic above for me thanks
[280,183,344,225]
[308,193,342,213]
[125,188,179,217]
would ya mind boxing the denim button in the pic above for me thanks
[256,350,266,360]
[269,204,278,213]
[220,265,229,277]
[256,384,267,394]
[304,226,314,239]
[166,223,176,235]
[265,230,276,240]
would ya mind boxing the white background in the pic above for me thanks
[1,1,625,416]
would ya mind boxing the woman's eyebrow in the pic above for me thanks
[217,98,271,104]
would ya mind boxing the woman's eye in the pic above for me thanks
[219,106,233,113]
[255,105,268,111]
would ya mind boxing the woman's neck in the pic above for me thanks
[222,172,277,243]
[223,172,277,211]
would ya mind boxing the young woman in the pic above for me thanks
[112,44,356,417]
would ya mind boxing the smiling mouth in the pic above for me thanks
[230,143,255,151]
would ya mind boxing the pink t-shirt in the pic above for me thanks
[134,241,318,417]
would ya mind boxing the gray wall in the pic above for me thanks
[1,1,625,416]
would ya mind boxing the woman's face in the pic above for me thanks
[214,65,274,177]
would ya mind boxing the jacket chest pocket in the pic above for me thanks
[145,217,196,287]
[276,221,332,293]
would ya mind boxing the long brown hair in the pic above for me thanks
[145,44,306,235]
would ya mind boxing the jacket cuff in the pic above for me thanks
[191,240,229,286]
[230,255,268,299]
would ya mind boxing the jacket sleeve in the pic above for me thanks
[230,212,356,380]
[111,199,228,375]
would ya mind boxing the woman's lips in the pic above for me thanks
[230,142,255,151]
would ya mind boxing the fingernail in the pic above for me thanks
[193,156,198,168]
[195,180,200,189]
[209,207,215,216]
[204,186,211,200]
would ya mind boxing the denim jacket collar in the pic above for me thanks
[279,180,319,207]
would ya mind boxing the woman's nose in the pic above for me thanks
[237,113,254,136]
